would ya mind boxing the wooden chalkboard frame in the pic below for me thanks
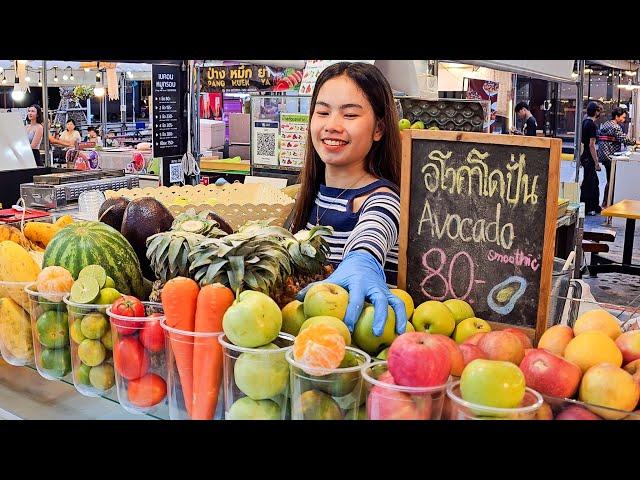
[398,130,561,342]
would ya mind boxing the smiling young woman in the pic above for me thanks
[292,62,407,338]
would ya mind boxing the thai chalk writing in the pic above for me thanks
[487,249,540,272]
[421,148,539,206]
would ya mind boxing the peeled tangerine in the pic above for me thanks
[573,309,622,340]
[579,364,640,420]
[36,266,74,298]
[293,323,346,375]
[563,331,623,373]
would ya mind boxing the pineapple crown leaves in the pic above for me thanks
[146,230,207,283]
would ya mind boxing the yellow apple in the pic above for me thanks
[390,288,415,320]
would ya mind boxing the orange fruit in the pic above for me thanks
[36,266,74,294]
[293,323,346,373]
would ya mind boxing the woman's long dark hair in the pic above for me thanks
[27,104,43,124]
[290,62,401,233]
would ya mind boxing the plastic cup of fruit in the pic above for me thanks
[218,333,294,421]
[0,281,35,366]
[107,302,167,416]
[63,294,116,397]
[24,284,72,381]
[361,361,451,420]
[286,346,371,420]
[445,380,543,420]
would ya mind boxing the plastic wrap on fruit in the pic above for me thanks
[132,152,145,171]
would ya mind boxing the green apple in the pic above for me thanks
[412,301,455,336]
[453,317,491,344]
[444,299,475,325]
[352,305,396,355]
[227,397,282,420]
[233,343,289,400]
[305,350,363,397]
[281,300,306,336]
[303,283,349,321]
[104,276,116,289]
[398,118,411,131]
[299,316,351,346]
[93,288,122,306]
[377,347,389,360]
[410,120,425,129]
[223,290,282,348]
[460,359,526,410]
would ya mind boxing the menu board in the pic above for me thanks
[152,64,182,158]
[397,130,560,340]
[279,113,308,168]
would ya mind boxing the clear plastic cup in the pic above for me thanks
[362,361,450,420]
[286,346,371,420]
[0,281,35,366]
[107,302,167,415]
[25,284,72,381]
[161,320,227,420]
[64,294,116,397]
[219,333,294,421]
[445,380,543,420]
[77,190,106,221]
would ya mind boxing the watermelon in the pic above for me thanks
[43,221,145,299]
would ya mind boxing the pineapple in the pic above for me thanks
[188,221,333,301]
[171,209,228,237]
[146,230,206,283]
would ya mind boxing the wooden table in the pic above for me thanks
[589,200,640,276]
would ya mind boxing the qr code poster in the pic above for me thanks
[252,121,279,166]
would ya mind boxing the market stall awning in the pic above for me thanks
[456,60,576,83]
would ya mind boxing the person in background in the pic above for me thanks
[512,102,538,136]
[291,62,407,337]
[50,119,81,148]
[104,130,120,147]
[580,102,602,216]
[597,107,638,209]
[85,126,103,146]
[25,104,44,166]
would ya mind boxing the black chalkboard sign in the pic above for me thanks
[152,64,183,158]
[398,131,560,340]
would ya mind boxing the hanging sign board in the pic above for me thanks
[397,130,560,341]
[152,64,183,158]
[200,65,303,92]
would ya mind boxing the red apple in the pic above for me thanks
[478,331,525,365]
[431,334,464,377]
[535,402,554,420]
[463,332,487,346]
[459,343,486,366]
[387,332,451,388]
[555,405,601,420]
[503,328,533,350]
[616,331,640,364]
[518,348,582,398]
[367,376,431,420]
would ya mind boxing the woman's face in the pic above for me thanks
[27,107,37,121]
[66,121,75,132]
[310,74,382,169]
[88,130,97,138]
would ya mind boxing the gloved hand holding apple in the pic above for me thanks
[297,250,407,337]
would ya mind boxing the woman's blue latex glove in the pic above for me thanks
[296,250,407,337]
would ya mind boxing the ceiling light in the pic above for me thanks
[126,71,133,79]
[84,67,90,72]
[69,72,74,81]
[11,87,25,101]
[94,86,105,97]
[62,73,68,81]
[25,74,31,82]
[37,71,42,87]
[54,67,58,82]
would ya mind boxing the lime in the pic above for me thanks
[398,118,411,131]
[36,310,69,349]
[70,277,100,304]
[104,276,116,289]
[94,288,122,306]
[40,347,71,377]
[69,319,86,344]
[101,330,113,350]
[78,339,106,366]
[80,312,108,339]
[76,362,91,385]
[89,364,115,390]
[78,265,107,289]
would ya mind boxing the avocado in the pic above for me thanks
[487,276,527,315]
[121,197,174,279]
[98,197,130,231]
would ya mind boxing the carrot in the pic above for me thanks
[161,276,199,418]
[192,283,235,420]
